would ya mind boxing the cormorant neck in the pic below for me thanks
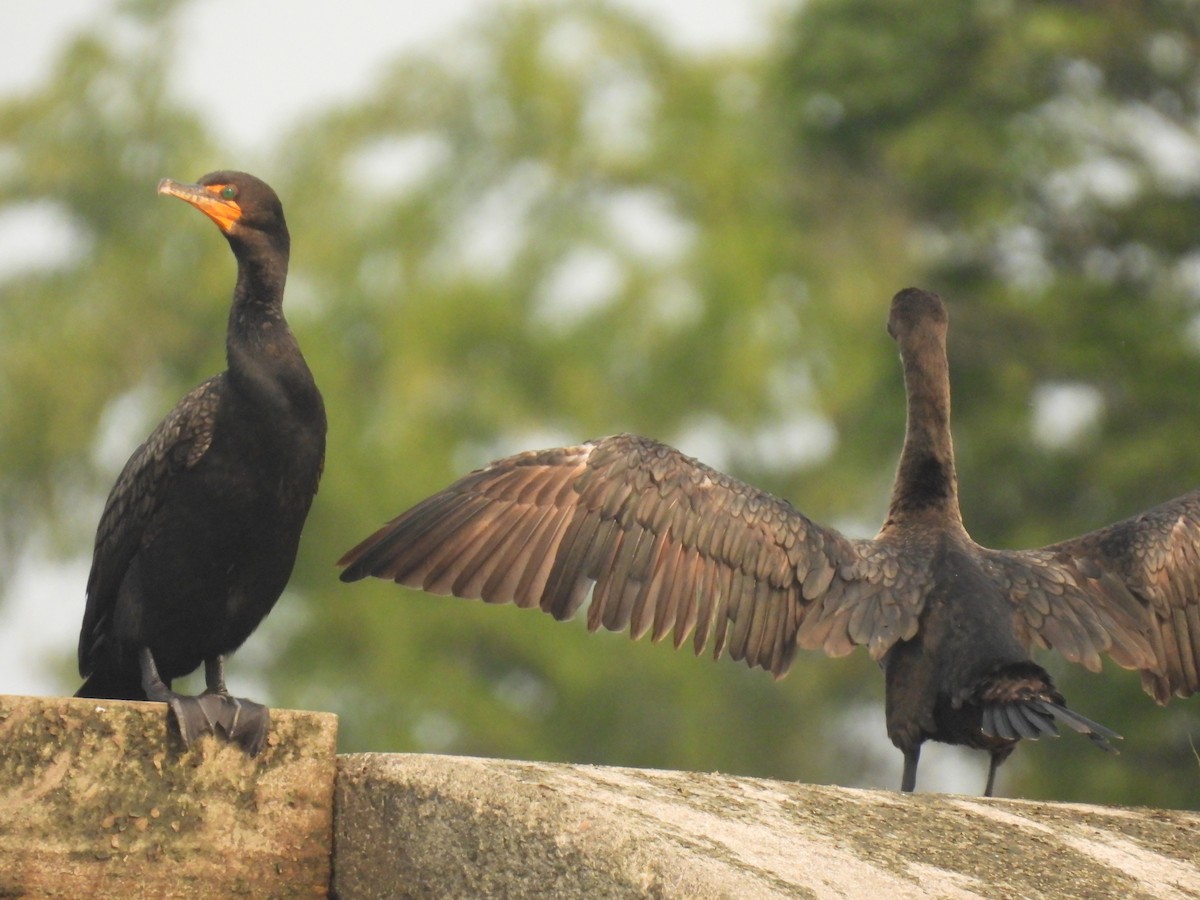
[885,322,962,527]
[231,231,288,311]
[226,231,290,336]
[224,233,307,393]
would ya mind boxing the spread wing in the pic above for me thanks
[77,376,223,675]
[339,433,932,676]
[983,488,1200,703]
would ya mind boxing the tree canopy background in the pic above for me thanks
[2,0,1198,806]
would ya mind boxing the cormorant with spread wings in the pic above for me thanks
[339,288,1195,795]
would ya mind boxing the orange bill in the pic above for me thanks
[157,178,243,232]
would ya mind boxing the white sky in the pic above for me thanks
[6,0,790,152]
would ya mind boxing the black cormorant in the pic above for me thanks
[76,171,326,757]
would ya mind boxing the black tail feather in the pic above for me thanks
[75,668,147,701]
[981,705,998,739]
[985,705,1016,740]
[980,697,1120,753]
[1032,700,1122,753]
[1013,702,1060,738]
[1003,704,1044,740]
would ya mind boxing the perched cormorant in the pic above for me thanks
[338,288,1199,795]
[76,172,326,756]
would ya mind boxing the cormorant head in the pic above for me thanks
[887,287,948,344]
[157,171,288,250]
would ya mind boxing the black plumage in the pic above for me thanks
[76,171,326,756]
[337,288,1200,795]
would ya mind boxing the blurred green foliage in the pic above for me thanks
[1,0,1197,806]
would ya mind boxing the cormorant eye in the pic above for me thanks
[220,185,238,200]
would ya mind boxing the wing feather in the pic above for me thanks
[476,506,559,605]
[420,502,512,594]
[648,538,683,644]
[339,433,929,677]
[987,488,1200,702]
[512,509,574,604]
[691,557,722,655]
[78,377,223,675]
[671,546,703,650]
[727,569,755,661]
[544,510,603,619]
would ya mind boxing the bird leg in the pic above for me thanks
[139,647,220,749]
[199,654,271,758]
[900,745,921,793]
[984,751,1002,797]
[203,655,230,695]
[983,744,1015,798]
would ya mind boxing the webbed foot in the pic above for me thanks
[165,692,269,756]
[165,692,222,748]
[205,693,270,757]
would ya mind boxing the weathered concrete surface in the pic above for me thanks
[0,694,337,898]
[334,752,1200,900]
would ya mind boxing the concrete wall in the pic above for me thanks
[1,696,1197,898]
[334,752,1200,899]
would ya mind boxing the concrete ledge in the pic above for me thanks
[4,697,1197,898]
[0,694,337,898]
[334,752,1200,899]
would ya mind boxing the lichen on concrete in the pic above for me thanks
[0,694,337,899]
